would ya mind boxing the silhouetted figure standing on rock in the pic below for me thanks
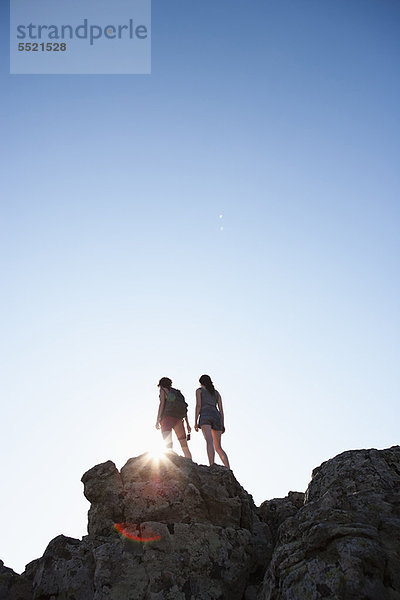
[156,377,192,459]
[195,374,230,469]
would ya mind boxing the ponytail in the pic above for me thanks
[199,374,216,396]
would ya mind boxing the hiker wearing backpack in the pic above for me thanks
[194,374,230,469]
[156,377,192,459]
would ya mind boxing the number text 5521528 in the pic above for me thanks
[18,43,67,52]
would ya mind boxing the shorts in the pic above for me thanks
[198,412,223,431]
[160,416,186,440]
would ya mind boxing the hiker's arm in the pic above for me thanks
[194,388,201,432]
[156,389,166,429]
[217,393,225,433]
[185,415,191,432]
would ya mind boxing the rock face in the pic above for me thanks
[77,454,272,600]
[82,455,258,535]
[2,446,400,600]
[1,453,271,600]
[260,446,400,600]
[0,560,32,600]
[258,491,305,545]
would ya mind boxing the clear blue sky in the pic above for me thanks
[1,0,399,574]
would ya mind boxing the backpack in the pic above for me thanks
[163,388,188,419]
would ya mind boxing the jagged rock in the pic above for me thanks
[18,454,272,600]
[0,560,32,600]
[27,524,270,600]
[261,446,400,600]
[4,446,400,600]
[27,535,96,600]
[258,491,305,544]
[82,453,257,535]
[81,460,125,537]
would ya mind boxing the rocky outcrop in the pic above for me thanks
[2,446,400,600]
[0,560,32,600]
[76,453,272,600]
[260,446,400,600]
[2,453,272,600]
[81,454,258,535]
[258,491,305,545]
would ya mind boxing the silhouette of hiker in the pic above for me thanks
[194,374,230,469]
[156,377,192,459]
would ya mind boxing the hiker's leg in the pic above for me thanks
[161,429,173,450]
[173,420,192,460]
[212,430,230,469]
[201,425,215,465]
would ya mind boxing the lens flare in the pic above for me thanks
[148,447,167,461]
[114,523,161,543]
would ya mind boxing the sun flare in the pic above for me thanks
[148,448,167,461]
[146,437,168,462]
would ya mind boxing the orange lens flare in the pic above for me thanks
[114,522,161,543]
